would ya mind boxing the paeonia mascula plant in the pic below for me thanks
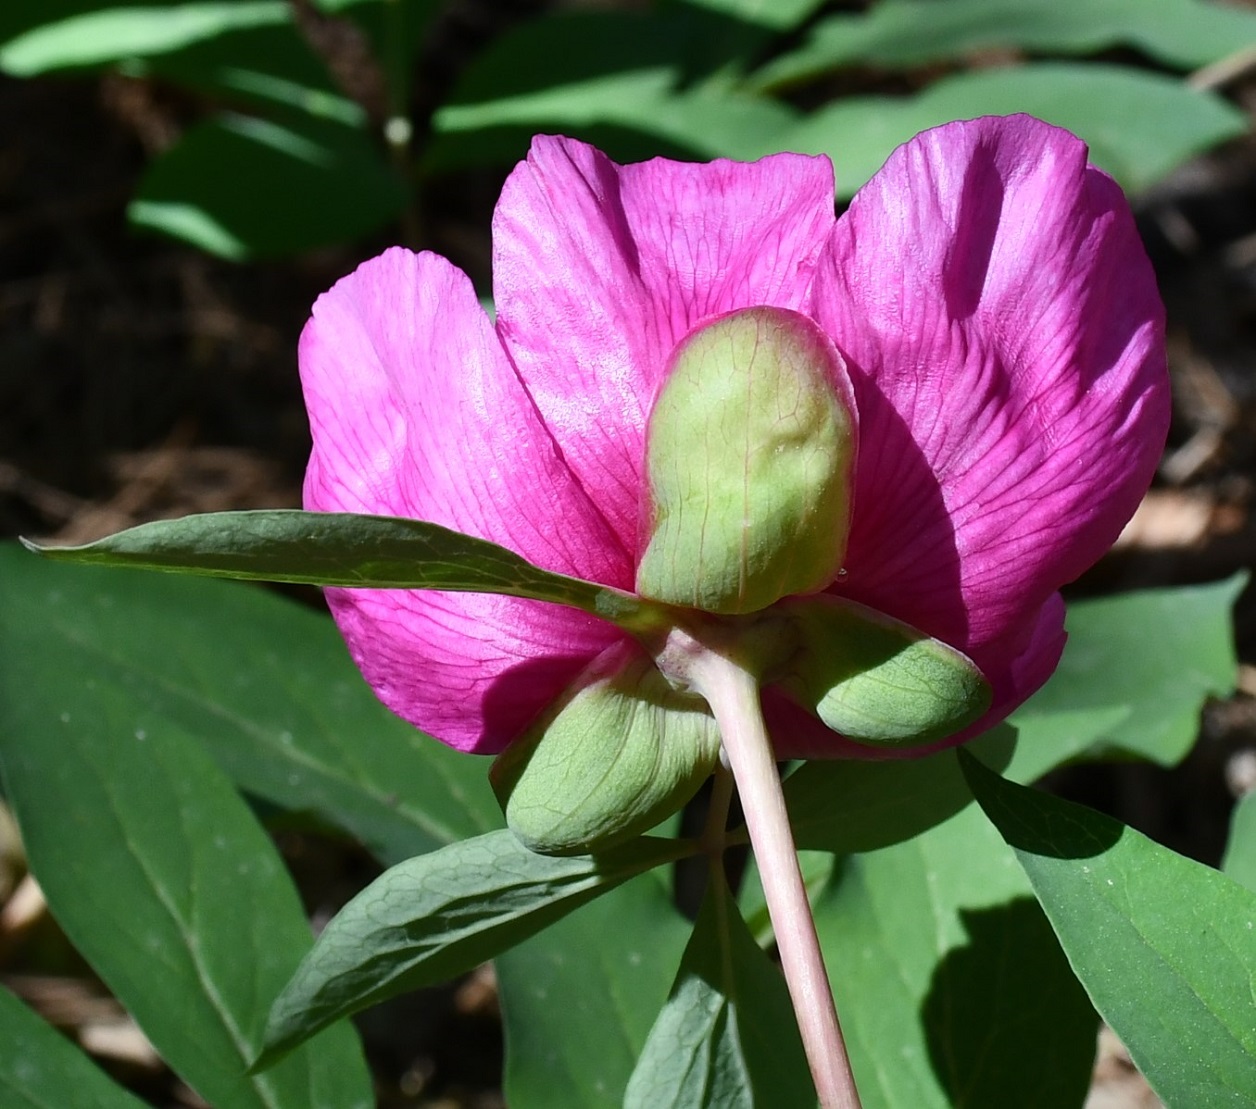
[9,114,1256,1108]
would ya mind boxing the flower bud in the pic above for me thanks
[490,642,721,855]
[636,307,857,615]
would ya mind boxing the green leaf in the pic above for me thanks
[497,872,692,1108]
[0,545,498,867]
[676,0,826,33]
[782,724,1017,854]
[811,774,1096,1109]
[1222,791,1256,895]
[625,871,815,1108]
[0,1,287,76]
[781,63,1246,198]
[961,750,1256,1108]
[754,0,1256,88]
[1006,577,1242,781]
[492,644,721,854]
[0,628,373,1108]
[425,11,797,171]
[261,830,694,1065]
[27,509,655,628]
[0,984,150,1109]
[128,113,405,258]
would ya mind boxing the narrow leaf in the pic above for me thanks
[0,984,150,1109]
[0,630,373,1109]
[625,871,815,1108]
[497,872,692,1109]
[261,831,693,1064]
[961,749,1256,1107]
[0,546,498,866]
[25,509,654,628]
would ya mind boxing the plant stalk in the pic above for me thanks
[690,648,862,1109]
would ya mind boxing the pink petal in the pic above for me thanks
[492,135,839,546]
[301,247,628,753]
[811,115,1168,714]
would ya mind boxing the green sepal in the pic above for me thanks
[776,595,991,747]
[491,641,721,855]
[636,306,856,615]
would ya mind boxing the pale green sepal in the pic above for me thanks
[777,595,991,747]
[636,306,856,615]
[491,642,721,855]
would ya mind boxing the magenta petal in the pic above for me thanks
[492,135,839,545]
[812,115,1168,713]
[301,247,628,752]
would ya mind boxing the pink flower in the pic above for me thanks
[300,115,1168,760]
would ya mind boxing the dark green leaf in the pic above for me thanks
[961,750,1256,1108]
[1005,578,1242,781]
[782,724,1016,854]
[0,626,373,1108]
[128,113,405,258]
[625,870,813,1107]
[497,872,692,1108]
[424,11,797,172]
[754,0,1256,88]
[811,781,1096,1109]
[782,63,1245,198]
[1222,791,1256,895]
[261,831,693,1065]
[27,509,654,628]
[0,985,150,1109]
[0,545,498,867]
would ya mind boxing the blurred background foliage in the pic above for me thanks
[3,0,1255,258]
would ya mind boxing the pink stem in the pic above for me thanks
[690,648,863,1109]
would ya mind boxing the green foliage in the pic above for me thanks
[783,63,1246,199]
[962,751,1256,1108]
[1222,791,1256,894]
[1004,576,1244,781]
[0,566,374,1107]
[27,509,655,628]
[0,985,151,1109]
[259,831,693,1065]
[811,795,1097,1109]
[5,0,1250,256]
[0,545,496,865]
[498,874,693,1108]
[0,535,1246,1106]
[130,114,406,259]
[754,0,1256,87]
[625,871,815,1108]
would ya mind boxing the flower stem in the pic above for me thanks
[689,648,863,1109]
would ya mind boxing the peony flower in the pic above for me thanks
[299,114,1168,778]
